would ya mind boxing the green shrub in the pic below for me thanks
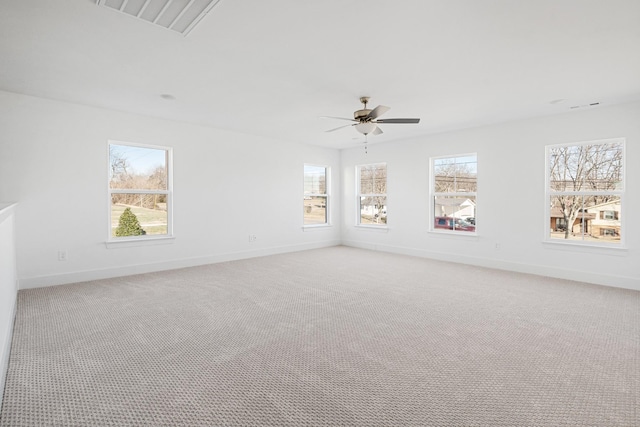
[115,207,146,237]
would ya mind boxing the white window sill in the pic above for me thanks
[428,230,478,239]
[355,225,389,232]
[542,240,627,256]
[302,224,332,231]
[105,236,176,249]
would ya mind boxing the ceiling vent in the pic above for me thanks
[96,0,222,36]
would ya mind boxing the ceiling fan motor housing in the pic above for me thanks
[354,109,372,121]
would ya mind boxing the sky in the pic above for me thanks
[110,144,166,175]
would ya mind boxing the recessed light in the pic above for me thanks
[550,99,566,105]
[160,94,176,101]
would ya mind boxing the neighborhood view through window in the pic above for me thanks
[431,154,477,233]
[357,163,387,226]
[109,142,171,239]
[547,139,623,245]
[303,165,328,225]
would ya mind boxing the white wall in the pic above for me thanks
[341,102,640,290]
[0,91,342,288]
[0,203,18,405]
[1,90,638,291]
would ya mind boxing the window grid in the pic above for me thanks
[430,154,477,233]
[356,163,387,226]
[545,138,624,246]
[303,164,329,226]
[108,141,173,241]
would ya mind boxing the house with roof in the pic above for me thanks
[550,200,621,241]
[587,200,621,240]
[549,207,595,234]
[434,198,476,222]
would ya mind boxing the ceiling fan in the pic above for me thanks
[323,96,420,136]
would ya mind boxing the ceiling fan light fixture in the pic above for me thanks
[355,122,376,135]
[323,97,420,137]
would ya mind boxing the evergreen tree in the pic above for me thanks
[115,207,146,237]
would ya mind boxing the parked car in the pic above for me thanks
[434,216,476,232]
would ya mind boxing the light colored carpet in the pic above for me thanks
[0,246,638,426]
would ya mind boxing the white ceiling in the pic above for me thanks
[2,0,639,149]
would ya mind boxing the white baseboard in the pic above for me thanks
[18,239,639,292]
[18,240,341,290]
[0,288,17,408]
[342,240,640,292]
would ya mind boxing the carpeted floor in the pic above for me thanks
[0,246,638,426]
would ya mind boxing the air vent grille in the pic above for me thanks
[97,0,222,36]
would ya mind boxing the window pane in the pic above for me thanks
[111,194,168,236]
[372,164,387,194]
[434,161,455,192]
[110,144,168,190]
[359,166,374,194]
[549,195,620,243]
[360,196,387,225]
[303,196,327,225]
[549,142,623,192]
[359,164,387,195]
[304,165,326,194]
[434,156,477,192]
[433,196,476,232]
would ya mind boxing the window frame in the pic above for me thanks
[429,153,478,235]
[303,163,330,227]
[544,137,625,248]
[356,162,388,228]
[107,140,174,243]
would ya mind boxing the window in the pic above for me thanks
[357,163,387,226]
[546,138,624,245]
[303,164,329,225]
[108,141,172,240]
[430,154,477,233]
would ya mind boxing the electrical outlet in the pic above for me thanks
[248,234,257,242]
[58,250,68,261]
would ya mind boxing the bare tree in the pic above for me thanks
[109,148,130,186]
[148,166,168,209]
[109,147,167,209]
[358,165,388,223]
[549,143,622,239]
[434,160,477,193]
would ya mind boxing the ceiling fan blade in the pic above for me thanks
[372,126,383,135]
[375,118,420,124]
[320,116,358,122]
[367,105,390,120]
[325,123,355,133]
